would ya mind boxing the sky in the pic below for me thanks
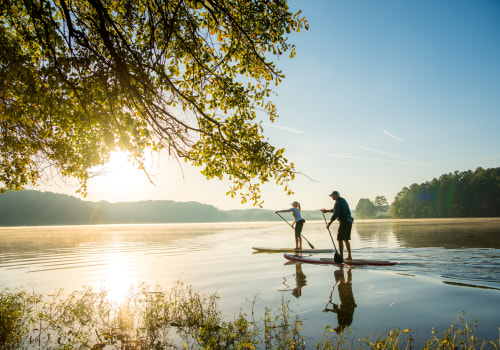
[37,0,500,211]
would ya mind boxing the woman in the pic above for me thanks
[276,201,305,250]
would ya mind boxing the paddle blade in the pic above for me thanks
[304,238,314,249]
[334,252,343,264]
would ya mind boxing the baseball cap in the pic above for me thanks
[329,191,339,197]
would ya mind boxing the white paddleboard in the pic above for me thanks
[252,247,335,253]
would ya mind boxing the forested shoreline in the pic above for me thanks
[1,167,499,226]
[0,190,326,226]
[391,167,500,218]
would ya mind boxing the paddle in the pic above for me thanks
[323,280,340,313]
[275,212,315,249]
[321,211,343,264]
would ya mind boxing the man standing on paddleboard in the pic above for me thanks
[322,191,354,261]
[276,202,305,250]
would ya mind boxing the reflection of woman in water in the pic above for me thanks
[324,267,357,333]
[292,263,307,298]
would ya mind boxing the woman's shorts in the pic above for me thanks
[295,219,305,238]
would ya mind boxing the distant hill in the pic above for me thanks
[0,190,326,226]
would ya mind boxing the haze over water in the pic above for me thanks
[0,218,499,347]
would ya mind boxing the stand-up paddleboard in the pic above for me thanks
[252,247,335,253]
[284,253,397,266]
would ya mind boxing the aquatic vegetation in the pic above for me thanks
[423,313,499,350]
[0,289,41,349]
[0,283,498,349]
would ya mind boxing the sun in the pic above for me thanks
[102,151,145,186]
[88,151,157,202]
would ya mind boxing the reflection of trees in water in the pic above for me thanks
[391,219,500,248]
[356,221,393,245]
[354,219,500,248]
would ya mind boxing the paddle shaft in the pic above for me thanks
[276,212,315,249]
[322,211,339,252]
[324,280,341,312]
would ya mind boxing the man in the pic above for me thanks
[322,191,354,260]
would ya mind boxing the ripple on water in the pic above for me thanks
[385,247,500,290]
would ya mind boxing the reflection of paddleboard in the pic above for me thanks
[252,247,335,253]
[284,253,397,266]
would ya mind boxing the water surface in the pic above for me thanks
[0,218,499,347]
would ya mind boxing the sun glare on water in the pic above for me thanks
[102,250,138,304]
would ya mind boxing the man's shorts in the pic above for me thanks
[337,221,352,241]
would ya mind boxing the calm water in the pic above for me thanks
[1,218,499,347]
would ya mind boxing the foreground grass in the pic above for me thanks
[1,282,498,349]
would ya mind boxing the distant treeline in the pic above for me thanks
[3,166,498,226]
[391,167,500,218]
[0,190,325,226]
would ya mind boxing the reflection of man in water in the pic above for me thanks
[292,263,307,298]
[324,267,356,333]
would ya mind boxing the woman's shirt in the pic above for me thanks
[277,207,304,223]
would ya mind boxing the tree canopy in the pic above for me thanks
[0,0,308,206]
[374,195,389,217]
[391,167,500,218]
[355,196,390,219]
[355,198,377,219]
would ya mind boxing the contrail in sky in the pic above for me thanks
[358,146,429,166]
[263,123,308,135]
[382,129,402,141]
[327,153,429,167]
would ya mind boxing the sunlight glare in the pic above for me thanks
[102,151,149,186]
[90,150,158,202]
[103,252,137,304]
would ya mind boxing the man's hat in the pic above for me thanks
[329,191,339,197]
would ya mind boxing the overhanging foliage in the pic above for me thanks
[0,0,308,206]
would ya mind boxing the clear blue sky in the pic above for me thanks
[39,0,500,211]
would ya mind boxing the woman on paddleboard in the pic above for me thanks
[276,202,305,250]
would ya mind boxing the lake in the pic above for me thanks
[0,218,499,348]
